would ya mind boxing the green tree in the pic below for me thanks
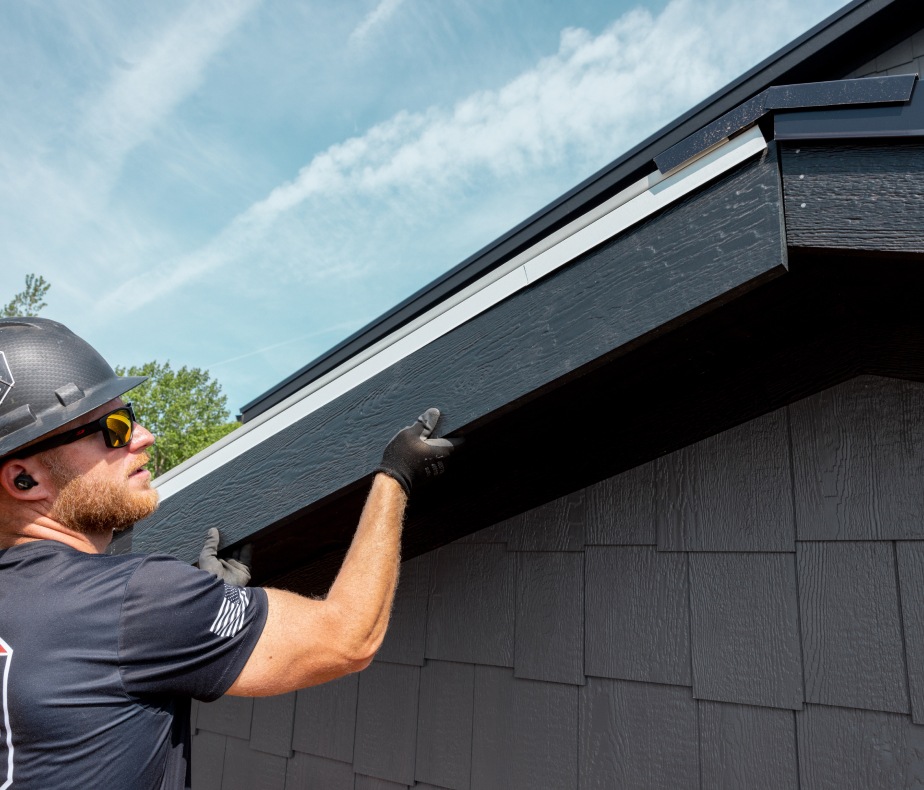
[115,361,239,478]
[2,274,51,317]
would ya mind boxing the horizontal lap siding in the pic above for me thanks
[192,375,924,788]
[782,142,924,254]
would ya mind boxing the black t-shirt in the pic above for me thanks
[0,540,268,789]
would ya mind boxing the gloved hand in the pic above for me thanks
[198,528,253,586]
[375,408,463,495]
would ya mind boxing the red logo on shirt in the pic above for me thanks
[0,637,13,790]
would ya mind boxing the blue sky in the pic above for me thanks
[0,0,849,415]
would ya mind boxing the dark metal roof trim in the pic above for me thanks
[241,0,922,423]
[775,74,923,140]
[655,75,916,174]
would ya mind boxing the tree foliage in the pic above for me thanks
[115,361,239,478]
[2,274,51,317]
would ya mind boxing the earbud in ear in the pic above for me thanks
[14,473,37,491]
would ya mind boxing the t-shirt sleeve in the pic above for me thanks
[118,554,268,701]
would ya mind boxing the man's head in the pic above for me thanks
[0,318,156,547]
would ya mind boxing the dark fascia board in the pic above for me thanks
[240,0,923,422]
[136,148,789,563]
[655,75,916,173]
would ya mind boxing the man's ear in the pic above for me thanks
[0,458,50,500]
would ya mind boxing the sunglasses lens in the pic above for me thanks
[105,410,134,447]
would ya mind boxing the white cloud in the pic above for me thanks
[348,0,408,49]
[79,0,261,192]
[106,0,844,314]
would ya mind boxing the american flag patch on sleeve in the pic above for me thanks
[209,584,251,638]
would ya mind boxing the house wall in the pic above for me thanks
[846,25,924,77]
[190,374,924,790]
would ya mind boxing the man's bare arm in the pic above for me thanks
[226,409,460,697]
[226,473,405,696]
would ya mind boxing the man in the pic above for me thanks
[0,317,459,788]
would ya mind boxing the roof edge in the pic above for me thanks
[241,0,919,422]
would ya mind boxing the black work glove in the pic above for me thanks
[198,528,253,586]
[375,408,463,495]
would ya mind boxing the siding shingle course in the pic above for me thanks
[353,661,420,786]
[585,546,691,686]
[514,551,584,685]
[690,552,803,710]
[798,541,909,713]
[656,408,795,552]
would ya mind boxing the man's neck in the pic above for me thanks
[0,521,111,554]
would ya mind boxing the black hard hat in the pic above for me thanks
[0,318,146,458]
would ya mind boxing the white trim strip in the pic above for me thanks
[155,126,768,501]
[0,637,14,790]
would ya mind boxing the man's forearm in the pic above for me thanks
[324,473,407,663]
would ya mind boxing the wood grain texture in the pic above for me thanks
[415,660,475,790]
[656,408,795,552]
[585,462,657,545]
[505,492,585,551]
[353,661,420,786]
[220,736,288,790]
[896,541,924,724]
[248,693,295,758]
[425,544,514,666]
[471,666,578,790]
[798,541,909,713]
[190,731,226,790]
[584,546,691,686]
[291,673,358,763]
[698,701,798,790]
[376,554,431,666]
[514,551,584,685]
[782,142,924,253]
[579,677,699,790]
[689,553,803,710]
[136,152,786,562]
[196,695,254,740]
[791,376,924,540]
[283,753,354,790]
[353,775,410,790]
[797,704,924,790]
[455,519,512,544]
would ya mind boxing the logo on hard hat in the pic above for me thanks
[0,353,12,409]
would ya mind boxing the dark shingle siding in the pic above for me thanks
[798,540,908,713]
[791,375,924,540]
[353,661,420,785]
[374,553,431,667]
[191,374,924,788]
[698,702,798,790]
[249,694,294,758]
[579,678,699,790]
[656,408,795,552]
[585,546,691,686]
[424,543,515,666]
[514,551,585,685]
[415,660,474,790]
[290,673,358,763]
[689,553,803,709]
[471,666,579,790]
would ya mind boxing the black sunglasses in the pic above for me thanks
[15,404,137,459]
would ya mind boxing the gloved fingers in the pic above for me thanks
[233,543,253,567]
[424,436,464,450]
[200,527,221,558]
[416,408,441,440]
[223,559,250,574]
